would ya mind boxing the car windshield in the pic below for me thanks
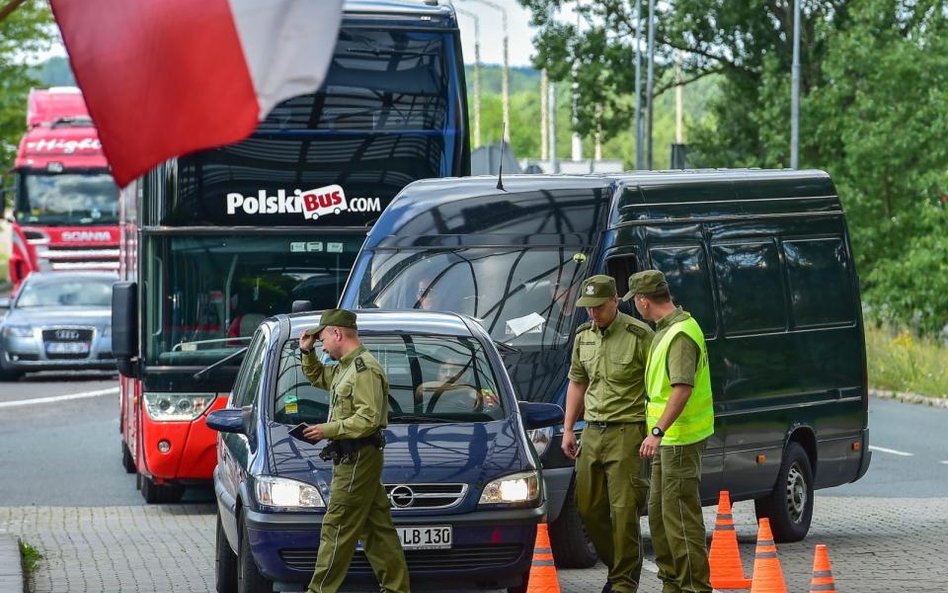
[16,172,119,225]
[16,276,113,308]
[353,248,590,348]
[273,334,504,425]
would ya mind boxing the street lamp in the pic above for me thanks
[463,0,510,144]
[456,7,482,148]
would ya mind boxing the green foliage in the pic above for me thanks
[0,0,56,172]
[865,322,948,398]
[19,539,43,576]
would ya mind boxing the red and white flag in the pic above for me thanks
[50,0,345,187]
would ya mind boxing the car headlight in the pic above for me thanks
[1,324,33,338]
[479,470,541,507]
[255,476,325,510]
[527,427,554,457]
[143,392,214,421]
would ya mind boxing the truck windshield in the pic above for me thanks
[355,248,590,349]
[273,334,505,424]
[16,172,119,226]
[142,233,362,366]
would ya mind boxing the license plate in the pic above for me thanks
[46,342,90,354]
[394,526,452,550]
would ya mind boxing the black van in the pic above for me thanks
[338,169,871,565]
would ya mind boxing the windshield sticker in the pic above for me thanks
[225,186,382,220]
[290,241,326,253]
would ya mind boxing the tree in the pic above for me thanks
[0,0,55,174]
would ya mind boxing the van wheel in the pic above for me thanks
[121,443,136,474]
[548,484,598,568]
[216,513,238,593]
[506,568,530,593]
[140,475,185,504]
[755,441,813,543]
[238,518,273,593]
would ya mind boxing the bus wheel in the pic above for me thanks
[755,441,813,542]
[140,475,184,504]
[548,483,598,568]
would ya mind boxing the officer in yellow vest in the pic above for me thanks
[298,308,410,593]
[625,271,713,593]
[563,275,654,593]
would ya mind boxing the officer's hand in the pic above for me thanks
[561,429,579,460]
[299,330,316,354]
[639,434,661,459]
[303,423,325,442]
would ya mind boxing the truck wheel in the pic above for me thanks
[140,475,184,504]
[216,513,238,593]
[755,441,814,542]
[238,518,273,593]
[121,443,136,474]
[548,484,597,568]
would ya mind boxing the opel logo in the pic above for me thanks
[55,329,80,340]
[388,485,415,508]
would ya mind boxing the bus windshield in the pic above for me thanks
[15,172,119,226]
[143,233,362,366]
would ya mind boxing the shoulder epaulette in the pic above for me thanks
[354,357,367,372]
[575,321,593,334]
[625,318,652,338]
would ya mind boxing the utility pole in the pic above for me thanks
[634,0,643,169]
[645,0,655,170]
[571,1,583,162]
[541,69,549,161]
[549,82,558,173]
[791,0,801,168]
[465,0,510,143]
[456,8,481,148]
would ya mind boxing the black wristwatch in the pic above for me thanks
[651,426,665,438]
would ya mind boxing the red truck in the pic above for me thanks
[8,87,119,289]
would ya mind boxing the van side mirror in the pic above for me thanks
[206,407,252,435]
[111,281,139,377]
[291,299,313,313]
[518,401,564,430]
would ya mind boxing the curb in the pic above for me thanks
[870,388,948,409]
[0,533,24,593]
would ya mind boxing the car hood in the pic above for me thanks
[267,417,532,491]
[3,307,111,327]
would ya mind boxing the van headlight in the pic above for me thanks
[255,476,325,510]
[478,470,541,507]
[143,393,214,421]
[527,427,554,457]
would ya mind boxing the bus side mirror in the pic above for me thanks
[291,299,313,313]
[112,281,140,378]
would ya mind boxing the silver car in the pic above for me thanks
[0,272,116,380]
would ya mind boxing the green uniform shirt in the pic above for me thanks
[301,345,388,439]
[650,308,699,386]
[568,311,654,422]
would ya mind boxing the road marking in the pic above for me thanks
[941,460,948,465]
[0,387,119,409]
[869,445,914,457]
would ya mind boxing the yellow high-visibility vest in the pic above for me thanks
[645,316,714,445]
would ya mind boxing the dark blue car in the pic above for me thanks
[207,310,563,593]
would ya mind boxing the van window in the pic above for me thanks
[648,246,715,336]
[712,241,787,334]
[272,335,505,425]
[783,238,854,327]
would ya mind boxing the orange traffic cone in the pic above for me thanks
[749,518,787,593]
[709,491,752,589]
[525,523,561,593]
[809,544,837,593]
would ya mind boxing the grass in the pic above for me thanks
[865,322,948,398]
[19,539,42,577]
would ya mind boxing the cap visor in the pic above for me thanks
[304,324,326,337]
[621,291,635,302]
[575,296,610,307]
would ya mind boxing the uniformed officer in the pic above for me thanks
[298,308,410,593]
[562,275,654,593]
[626,271,713,593]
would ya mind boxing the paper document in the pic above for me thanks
[505,312,546,337]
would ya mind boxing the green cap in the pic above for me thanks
[305,308,358,337]
[622,270,669,301]
[575,275,617,307]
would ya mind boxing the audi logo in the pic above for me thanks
[55,329,81,340]
[388,485,415,508]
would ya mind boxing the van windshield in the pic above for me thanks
[273,335,505,424]
[354,248,590,348]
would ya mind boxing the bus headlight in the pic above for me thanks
[478,470,540,507]
[255,476,325,510]
[143,393,214,421]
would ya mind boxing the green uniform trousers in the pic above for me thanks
[648,439,712,593]
[307,445,410,593]
[575,422,648,593]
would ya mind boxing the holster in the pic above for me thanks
[319,430,385,465]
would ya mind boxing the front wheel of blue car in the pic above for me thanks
[216,513,237,593]
[238,517,273,593]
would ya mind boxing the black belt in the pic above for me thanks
[586,421,642,429]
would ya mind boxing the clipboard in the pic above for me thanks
[288,422,320,445]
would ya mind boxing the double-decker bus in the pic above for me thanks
[8,87,119,289]
[112,0,470,503]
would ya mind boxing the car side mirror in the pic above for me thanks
[0,296,10,310]
[291,299,313,313]
[111,281,139,377]
[206,406,253,435]
[518,401,564,430]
